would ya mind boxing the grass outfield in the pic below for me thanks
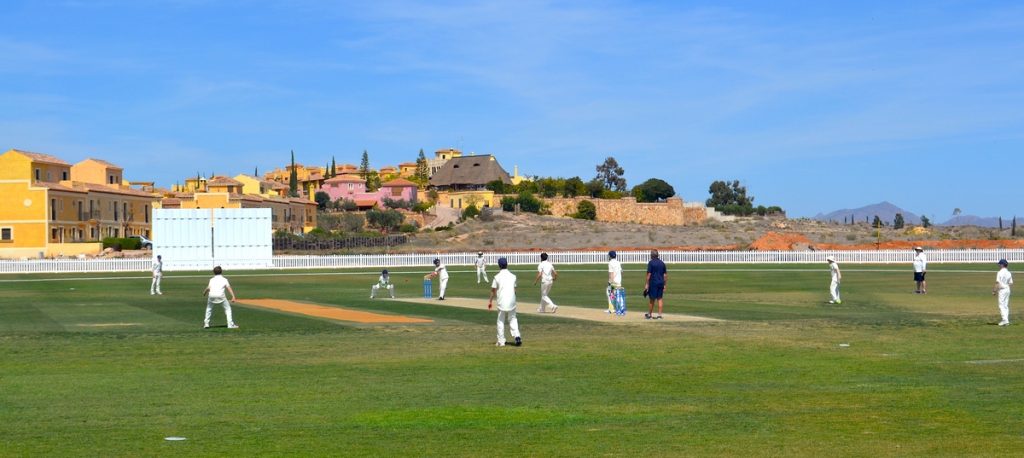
[1,263,1022,456]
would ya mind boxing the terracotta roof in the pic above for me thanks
[267,181,287,189]
[380,166,398,171]
[12,149,70,165]
[290,198,316,205]
[324,175,365,184]
[35,182,87,194]
[355,199,378,207]
[382,178,417,187]
[78,158,123,169]
[72,182,159,198]
[207,176,243,186]
[428,154,511,187]
[307,172,324,180]
[398,162,417,167]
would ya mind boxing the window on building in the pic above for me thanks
[50,198,56,220]
[47,171,52,181]
[144,205,150,223]
[78,201,84,221]
[35,169,41,181]
[123,203,128,221]
[51,228,59,241]
[114,201,119,221]
[1,227,12,242]
[62,171,68,180]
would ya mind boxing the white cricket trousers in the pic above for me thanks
[496,309,520,345]
[998,289,1011,323]
[205,297,236,327]
[371,284,395,298]
[477,266,488,283]
[830,280,841,302]
[439,278,448,298]
[151,274,162,294]
[539,281,557,311]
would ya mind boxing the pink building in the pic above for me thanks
[321,176,418,208]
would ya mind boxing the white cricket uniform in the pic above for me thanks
[537,260,557,312]
[608,259,623,288]
[151,259,163,295]
[491,269,520,345]
[371,274,395,298]
[475,257,489,283]
[435,264,449,298]
[913,253,928,273]
[204,275,236,328]
[829,262,841,302]
[996,268,1013,323]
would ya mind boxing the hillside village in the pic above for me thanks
[1,146,1020,259]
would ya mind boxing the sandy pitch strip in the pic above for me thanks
[237,299,433,323]
[391,297,720,324]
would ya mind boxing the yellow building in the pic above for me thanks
[159,191,317,234]
[0,149,160,258]
[264,164,325,200]
[427,148,462,176]
[234,174,288,198]
[398,162,418,178]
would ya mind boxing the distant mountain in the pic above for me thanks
[814,201,921,225]
[942,215,1007,228]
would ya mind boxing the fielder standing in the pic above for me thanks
[371,269,395,299]
[475,252,489,284]
[607,250,623,314]
[428,258,449,300]
[993,259,1013,326]
[644,249,667,319]
[913,246,928,294]
[151,255,163,295]
[534,252,558,313]
[827,256,842,304]
[203,266,238,329]
[488,257,521,347]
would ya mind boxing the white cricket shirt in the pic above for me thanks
[207,275,231,300]
[475,257,486,269]
[608,259,622,285]
[913,253,927,273]
[152,260,163,275]
[378,275,390,287]
[997,268,1014,290]
[830,262,841,282]
[435,264,449,280]
[491,269,518,311]
[537,260,555,283]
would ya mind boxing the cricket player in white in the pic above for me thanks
[428,258,449,300]
[993,259,1013,326]
[488,257,521,347]
[534,252,558,313]
[607,250,623,314]
[827,256,842,304]
[203,266,238,329]
[150,255,163,295]
[475,252,489,284]
[371,269,395,299]
[913,247,928,294]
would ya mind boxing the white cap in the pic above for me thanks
[826,256,836,262]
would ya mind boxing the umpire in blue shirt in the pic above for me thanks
[645,249,667,319]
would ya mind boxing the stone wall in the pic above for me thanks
[543,197,708,226]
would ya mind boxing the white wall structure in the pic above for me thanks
[152,208,272,271]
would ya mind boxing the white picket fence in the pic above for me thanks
[1,249,1022,274]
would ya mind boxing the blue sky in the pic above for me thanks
[2,0,1022,220]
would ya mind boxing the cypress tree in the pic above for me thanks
[289,150,299,197]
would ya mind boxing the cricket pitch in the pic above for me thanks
[236,299,433,324]
[391,297,720,324]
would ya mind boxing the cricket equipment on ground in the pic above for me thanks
[423,279,432,298]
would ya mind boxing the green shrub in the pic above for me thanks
[102,237,141,251]
[399,224,418,233]
[462,205,480,220]
[573,200,597,220]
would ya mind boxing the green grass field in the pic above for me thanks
[1,263,1022,456]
